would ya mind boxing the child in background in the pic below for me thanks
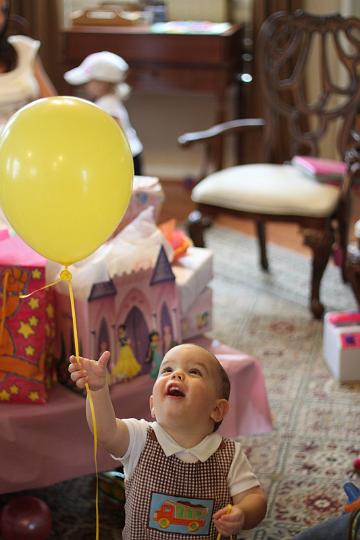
[68,343,267,538]
[64,51,143,175]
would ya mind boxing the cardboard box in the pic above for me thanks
[172,247,213,314]
[323,312,360,382]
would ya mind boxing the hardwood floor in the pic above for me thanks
[158,179,360,256]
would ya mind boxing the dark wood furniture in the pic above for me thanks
[61,24,243,123]
[178,10,360,319]
[347,244,360,308]
[346,144,360,308]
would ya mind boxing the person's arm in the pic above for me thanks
[68,351,130,457]
[213,486,267,536]
[33,56,57,97]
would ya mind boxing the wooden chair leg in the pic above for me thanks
[256,221,269,271]
[187,210,211,248]
[302,227,334,319]
[338,214,349,283]
[346,246,360,308]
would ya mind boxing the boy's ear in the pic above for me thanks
[210,399,229,424]
[149,395,155,418]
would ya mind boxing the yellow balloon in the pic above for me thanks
[0,96,133,266]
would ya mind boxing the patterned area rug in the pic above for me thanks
[1,225,359,539]
[206,226,360,539]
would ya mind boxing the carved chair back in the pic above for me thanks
[257,10,360,162]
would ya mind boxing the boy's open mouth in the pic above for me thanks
[166,383,185,397]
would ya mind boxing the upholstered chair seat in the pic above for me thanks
[192,164,340,217]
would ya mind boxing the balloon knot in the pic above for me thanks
[60,269,72,282]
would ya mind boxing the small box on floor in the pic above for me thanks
[323,312,360,382]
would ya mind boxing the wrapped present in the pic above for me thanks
[180,286,212,340]
[112,175,165,236]
[0,236,56,404]
[323,311,360,381]
[53,209,180,393]
[172,247,213,313]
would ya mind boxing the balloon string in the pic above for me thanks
[16,267,100,540]
[65,272,99,540]
[19,277,63,299]
[0,270,10,346]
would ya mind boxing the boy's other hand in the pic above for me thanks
[68,351,110,391]
[213,504,245,536]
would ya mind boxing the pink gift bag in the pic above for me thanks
[0,236,56,404]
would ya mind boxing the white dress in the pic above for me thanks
[95,93,143,158]
[0,35,41,134]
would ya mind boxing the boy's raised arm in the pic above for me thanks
[69,352,130,458]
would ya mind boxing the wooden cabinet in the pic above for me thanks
[61,24,243,122]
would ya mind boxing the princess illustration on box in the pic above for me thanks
[111,324,141,382]
[147,330,163,380]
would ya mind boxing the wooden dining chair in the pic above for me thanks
[178,10,360,319]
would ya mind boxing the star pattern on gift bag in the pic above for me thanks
[25,345,35,357]
[18,321,35,339]
[46,303,54,319]
[0,389,10,401]
[28,391,40,402]
[28,297,39,310]
[32,268,42,280]
[28,316,39,328]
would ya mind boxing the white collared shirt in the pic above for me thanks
[112,419,260,497]
[95,94,143,157]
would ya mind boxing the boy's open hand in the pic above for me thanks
[213,504,245,536]
[68,351,110,391]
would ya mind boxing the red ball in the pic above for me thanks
[1,496,52,540]
[354,457,360,471]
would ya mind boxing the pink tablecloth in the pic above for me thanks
[0,338,272,494]
[192,336,272,438]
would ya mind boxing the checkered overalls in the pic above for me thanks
[123,427,235,539]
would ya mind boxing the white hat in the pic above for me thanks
[64,51,129,85]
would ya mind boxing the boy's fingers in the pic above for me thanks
[98,350,110,367]
[69,355,84,364]
[213,504,232,520]
[70,369,86,381]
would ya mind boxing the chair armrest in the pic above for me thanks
[178,118,265,147]
[178,118,266,179]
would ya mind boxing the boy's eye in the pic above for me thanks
[160,366,172,374]
[189,368,202,376]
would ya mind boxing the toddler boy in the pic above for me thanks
[69,343,267,538]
